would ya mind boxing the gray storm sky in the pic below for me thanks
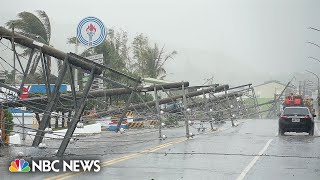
[1,0,320,86]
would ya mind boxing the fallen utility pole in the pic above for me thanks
[0,26,140,82]
[95,84,229,117]
[227,83,252,91]
[0,26,101,75]
[83,81,189,97]
[188,92,243,108]
[0,82,190,110]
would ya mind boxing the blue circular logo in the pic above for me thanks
[77,17,107,47]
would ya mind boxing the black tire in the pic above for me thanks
[278,127,285,136]
[309,126,314,136]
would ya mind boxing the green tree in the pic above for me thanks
[67,29,131,89]
[4,109,13,135]
[67,30,177,110]
[132,34,177,79]
[67,30,177,97]
[4,70,14,84]
[68,29,128,71]
[6,10,52,75]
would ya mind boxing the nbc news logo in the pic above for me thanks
[9,159,31,172]
[9,159,100,173]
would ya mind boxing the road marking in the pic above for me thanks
[204,122,239,135]
[100,140,187,167]
[45,138,186,180]
[148,139,186,153]
[46,124,232,180]
[236,139,273,180]
[100,138,186,166]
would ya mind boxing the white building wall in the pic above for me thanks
[254,82,286,99]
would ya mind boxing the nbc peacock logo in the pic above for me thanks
[9,159,31,172]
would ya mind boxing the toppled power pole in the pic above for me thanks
[95,84,230,117]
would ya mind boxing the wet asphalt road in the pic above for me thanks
[2,118,320,180]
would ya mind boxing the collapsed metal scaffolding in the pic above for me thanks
[0,26,140,156]
[0,26,263,157]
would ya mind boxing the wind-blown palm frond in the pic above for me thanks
[6,11,52,75]
[36,10,51,41]
[67,37,78,45]
[132,35,177,79]
[6,11,49,44]
[159,50,177,69]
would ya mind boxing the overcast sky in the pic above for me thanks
[1,0,320,86]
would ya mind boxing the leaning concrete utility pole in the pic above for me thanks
[305,70,320,119]
[115,91,135,132]
[74,39,79,91]
[115,80,141,132]
[57,65,96,157]
[11,25,16,86]
[0,105,4,144]
[154,86,162,138]
[22,112,25,140]
[224,87,235,126]
[182,82,190,138]
[32,58,69,147]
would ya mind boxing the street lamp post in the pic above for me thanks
[307,56,320,118]
[308,26,320,32]
[306,26,320,118]
[305,70,320,118]
[307,56,320,63]
[307,41,320,49]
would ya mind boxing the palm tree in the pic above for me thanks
[133,34,177,79]
[67,29,127,71]
[68,31,176,86]
[6,10,52,75]
[67,29,129,88]
[141,44,177,79]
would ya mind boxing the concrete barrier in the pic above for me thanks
[9,134,21,145]
[108,124,127,131]
[27,123,102,140]
[127,120,158,129]
[147,120,158,125]
[128,121,144,128]
[70,123,101,135]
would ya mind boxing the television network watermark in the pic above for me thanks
[9,159,101,173]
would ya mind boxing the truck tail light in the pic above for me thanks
[304,115,311,120]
